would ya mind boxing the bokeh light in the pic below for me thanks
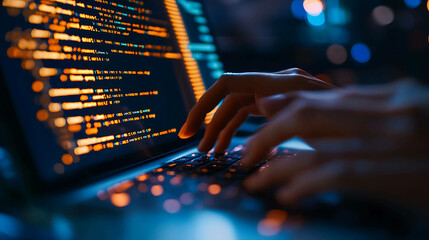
[208,184,222,195]
[151,185,164,196]
[36,109,49,122]
[351,43,371,63]
[404,0,421,8]
[110,193,130,208]
[307,11,325,27]
[291,0,306,20]
[31,81,44,92]
[372,6,395,26]
[257,209,288,236]
[326,44,348,65]
[163,199,181,213]
[138,183,148,193]
[257,219,282,236]
[328,7,348,25]
[303,0,324,16]
[194,211,238,240]
[53,163,64,174]
[61,154,73,165]
[180,192,194,205]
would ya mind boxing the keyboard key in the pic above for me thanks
[158,149,296,180]
[196,164,228,175]
[215,157,239,163]
[172,157,193,164]
[187,159,209,166]
[184,152,204,158]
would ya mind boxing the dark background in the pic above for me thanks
[203,0,429,86]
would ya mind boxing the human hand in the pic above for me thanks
[178,68,336,154]
[240,79,429,167]
[244,153,429,207]
[243,80,429,206]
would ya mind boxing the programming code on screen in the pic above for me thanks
[0,0,223,180]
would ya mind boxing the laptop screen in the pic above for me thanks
[0,0,223,186]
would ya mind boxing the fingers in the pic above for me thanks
[276,160,347,205]
[179,72,336,139]
[241,100,412,166]
[244,152,319,192]
[257,89,392,119]
[214,105,259,154]
[275,160,429,206]
[179,72,275,139]
[308,137,429,160]
[257,93,299,118]
[198,94,254,152]
[241,101,327,166]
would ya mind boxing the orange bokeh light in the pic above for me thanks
[36,109,49,122]
[136,173,149,181]
[61,154,73,165]
[110,193,130,208]
[208,184,222,195]
[32,81,44,92]
[266,209,288,222]
[151,185,164,196]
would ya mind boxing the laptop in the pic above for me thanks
[0,0,318,203]
[0,1,398,239]
[0,0,236,194]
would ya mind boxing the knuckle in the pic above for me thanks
[218,73,232,86]
[289,67,302,73]
[217,74,227,85]
[290,68,308,76]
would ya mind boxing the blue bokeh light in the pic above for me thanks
[328,7,348,25]
[307,12,325,27]
[351,43,371,63]
[404,0,421,8]
[291,0,306,20]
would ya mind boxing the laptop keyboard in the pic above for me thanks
[154,146,295,181]
[94,145,297,210]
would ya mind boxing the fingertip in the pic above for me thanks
[214,147,226,156]
[178,133,190,139]
[214,140,229,155]
[197,142,210,153]
[178,122,199,139]
[178,133,192,139]
[240,140,260,167]
[178,122,189,139]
